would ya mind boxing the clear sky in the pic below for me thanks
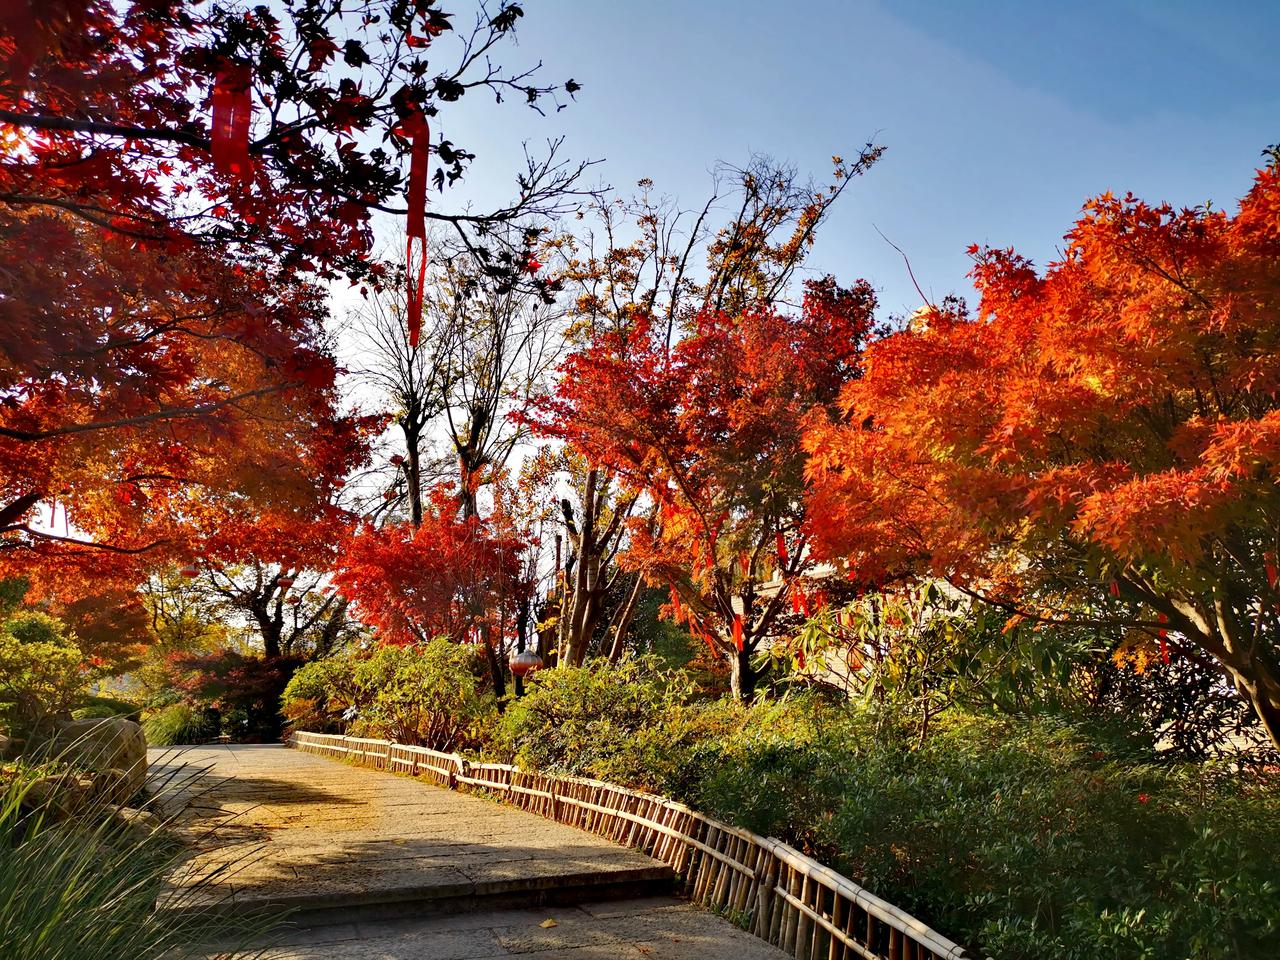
[433,0,1279,318]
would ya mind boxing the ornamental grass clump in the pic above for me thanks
[141,703,220,747]
[0,751,273,960]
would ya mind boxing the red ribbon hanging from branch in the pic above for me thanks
[732,614,744,651]
[402,111,431,348]
[211,63,253,183]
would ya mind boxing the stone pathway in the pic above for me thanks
[152,744,670,915]
[264,897,785,959]
[151,745,785,958]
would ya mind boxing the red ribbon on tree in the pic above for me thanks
[402,110,431,348]
[775,530,789,564]
[791,583,810,617]
[211,63,253,182]
[732,614,744,651]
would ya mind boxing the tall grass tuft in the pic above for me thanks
[0,747,275,959]
[142,703,219,746]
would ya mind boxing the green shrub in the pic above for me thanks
[142,704,219,746]
[0,612,92,735]
[689,707,1280,960]
[280,655,360,734]
[283,638,497,751]
[492,656,710,786]
[352,640,496,749]
[494,677,1280,960]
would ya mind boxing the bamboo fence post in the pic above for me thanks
[721,831,738,909]
[828,886,843,960]
[710,825,731,907]
[796,871,812,960]
[773,871,788,949]
[733,833,752,913]
[782,863,801,954]
[725,833,743,914]
[752,848,776,941]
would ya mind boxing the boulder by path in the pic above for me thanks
[44,717,148,802]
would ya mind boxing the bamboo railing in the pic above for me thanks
[289,731,975,960]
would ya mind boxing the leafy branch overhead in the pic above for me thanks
[0,0,595,291]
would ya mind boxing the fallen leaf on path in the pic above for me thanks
[539,919,559,928]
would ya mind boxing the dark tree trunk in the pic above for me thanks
[1163,588,1280,752]
[248,584,284,660]
[483,630,506,699]
[261,617,282,660]
[513,598,529,698]
[313,598,350,660]
[405,427,423,528]
[1219,650,1280,750]
[729,647,761,702]
[454,406,491,520]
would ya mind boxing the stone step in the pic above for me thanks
[168,862,676,927]
[257,896,789,960]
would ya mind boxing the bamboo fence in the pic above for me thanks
[289,731,976,960]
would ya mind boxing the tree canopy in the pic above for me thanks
[805,160,1280,743]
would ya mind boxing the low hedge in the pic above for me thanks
[488,659,1280,960]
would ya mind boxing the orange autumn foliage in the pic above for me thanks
[804,158,1280,745]
[331,486,527,649]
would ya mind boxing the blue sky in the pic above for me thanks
[436,0,1279,318]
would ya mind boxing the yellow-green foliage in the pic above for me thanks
[0,613,90,732]
[283,638,497,751]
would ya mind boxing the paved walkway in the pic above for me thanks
[151,744,786,959]
[264,897,784,959]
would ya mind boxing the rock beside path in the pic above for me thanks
[49,717,147,801]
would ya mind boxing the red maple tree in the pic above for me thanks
[805,157,1280,746]
[331,485,527,693]
[0,208,373,622]
[1,0,586,287]
[2,2,591,631]
[533,278,877,697]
